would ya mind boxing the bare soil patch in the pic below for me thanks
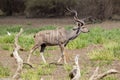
[0,17,120,29]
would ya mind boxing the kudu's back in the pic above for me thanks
[34,28,67,46]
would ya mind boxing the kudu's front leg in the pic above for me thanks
[27,44,39,63]
[57,44,67,64]
[40,44,47,63]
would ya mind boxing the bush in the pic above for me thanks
[25,0,77,17]
[24,0,118,20]
[0,0,25,16]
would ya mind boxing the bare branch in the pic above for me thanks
[94,69,119,80]
[41,78,44,80]
[12,28,23,80]
[89,67,119,80]
[69,55,81,80]
[89,67,99,80]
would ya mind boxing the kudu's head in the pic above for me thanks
[67,8,89,33]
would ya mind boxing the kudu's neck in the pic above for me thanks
[66,27,81,41]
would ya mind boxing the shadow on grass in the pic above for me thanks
[49,62,63,66]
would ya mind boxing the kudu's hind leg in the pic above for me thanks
[27,44,39,63]
[57,44,67,64]
[40,44,46,63]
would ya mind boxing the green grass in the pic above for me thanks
[0,44,13,51]
[88,41,120,60]
[0,25,56,35]
[103,76,118,80]
[22,63,56,80]
[0,25,21,35]
[64,64,72,72]
[0,35,14,43]
[0,65,10,78]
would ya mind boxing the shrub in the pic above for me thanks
[25,0,77,17]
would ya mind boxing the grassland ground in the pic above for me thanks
[0,18,120,80]
[0,44,120,80]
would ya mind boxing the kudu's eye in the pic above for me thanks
[78,23,81,26]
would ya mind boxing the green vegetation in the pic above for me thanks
[0,25,56,50]
[0,25,120,79]
[22,63,56,80]
[88,41,120,60]
[103,76,118,80]
[0,25,120,60]
[64,64,72,72]
[0,65,10,78]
